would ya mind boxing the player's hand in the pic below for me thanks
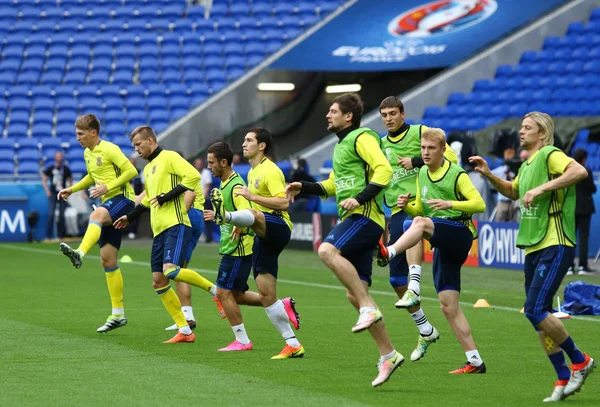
[234,185,254,201]
[340,198,360,211]
[113,215,129,229]
[522,186,543,210]
[396,192,411,209]
[57,187,72,201]
[285,182,302,202]
[397,156,413,170]
[203,210,215,221]
[468,156,491,177]
[230,226,241,241]
[149,195,164,208]
[427,199,452,212]
[89,182,108,199]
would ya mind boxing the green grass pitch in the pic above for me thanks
[1,242,598,406]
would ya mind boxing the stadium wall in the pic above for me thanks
[298,0,600,174]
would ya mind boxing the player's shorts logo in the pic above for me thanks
[388,0,497,38]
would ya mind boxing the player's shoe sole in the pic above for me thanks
[210,188,226,226]
[97,315,128,333]
[282,297,300,330]
[376,237,389,267]
[449,361,486,374]
[213,297,226,319]
[60,242,82,269]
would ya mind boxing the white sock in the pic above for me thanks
[380,349,397,362]
[112,308,124,316]
[407,265,422,295]
[179,325,192,335]
[265,300,300,348]
[359,306,377,313]
[227,210,255,227]
[232,323,251,345]
[210,285,217,297]
[387,246,396,260]
[466,350,483,366]
[76,248,85,258]
[182,306,195,321]
[410,309,433,336]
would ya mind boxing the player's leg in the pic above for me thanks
[152,228,194,343]
[161,225,221,318]
[217,255,255,351]
[379,216,434,266]
[345,249,404,387]
[523,246,595,399]
[427,220,484,374]
[210,189,268,236]
[59,207,109,268]
[96,241,127,333]
[319,216,381,330]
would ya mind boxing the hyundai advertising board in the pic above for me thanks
[272,0,567,71]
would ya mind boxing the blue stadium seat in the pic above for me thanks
[0,161,15,175]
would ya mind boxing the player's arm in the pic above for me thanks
[469,155,519,200]
[402,177,423,218]
[291,170,335,199]
[250,172,289,211]
[354,134,393,205]
[156,154,200,205]
[537,152,588,193]
[183,190,196,212]
[103,146,138,192]
[70,174,95,193]
[450,173,486,214]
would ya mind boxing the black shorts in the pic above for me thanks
[523,245,574,316]
[323,214,383,286]
[151,224,192,272]
[428,218,473,293]
[217,254,253,292]
[98,194,135,250]
[252,212,291,279]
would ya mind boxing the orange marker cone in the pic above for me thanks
[473,299,490,308]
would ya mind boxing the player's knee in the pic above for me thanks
[163,266,180,280]
[412,216,428,230]
[100,255,116,269]
[389,276,408,288]
[439,301,457,317]
[524,311,548,327]
[318,243,336,262]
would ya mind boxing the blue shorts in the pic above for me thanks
[388,211,411,287]
[324,214,384,286]
[428,218,473,293]
[524,245,575,317]
[217,254,253,292]
[184,208,205,263]
[151,224,192,272]
[99,194,135,250]
[252,212,291,279]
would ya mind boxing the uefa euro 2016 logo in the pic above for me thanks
[387,0,497,38]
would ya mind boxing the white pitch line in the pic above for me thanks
[3,244,599,323]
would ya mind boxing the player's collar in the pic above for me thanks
[147,146,163,162]
[388,122,409,138]
[336,125,359,142]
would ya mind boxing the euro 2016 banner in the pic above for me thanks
[272,0,567,71]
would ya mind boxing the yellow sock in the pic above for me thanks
[104,266,124,312]
[155,285,187,328]
[164,267,213,293]
[77,221,102,255]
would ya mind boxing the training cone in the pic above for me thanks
[473,299,490,308]
[520,307,524,313]
[120,255,133,263]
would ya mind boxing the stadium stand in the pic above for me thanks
[0,0,346,176]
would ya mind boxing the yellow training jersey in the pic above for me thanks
[247,157,293,230]
[141,149,200,236]
[320,133,393,229]
[512,149,574,255]
[191,177,206,210]
[83,140,136,202]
